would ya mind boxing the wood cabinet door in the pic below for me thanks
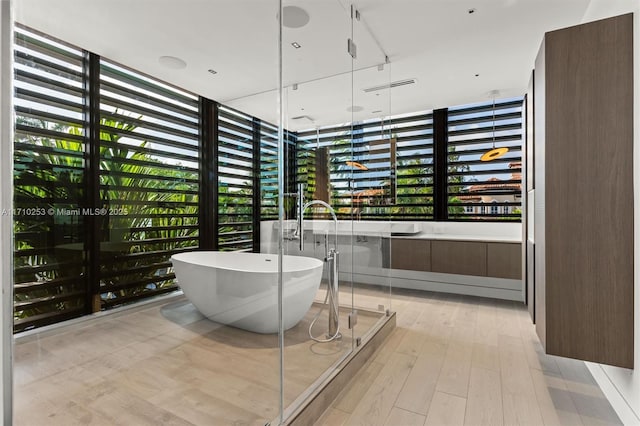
[390,238,430,271]
[487,243,522,280]
[431,241,486,277]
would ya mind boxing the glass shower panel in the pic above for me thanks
[12,1,282,425]
[349,5,394,341]
[280,2,355,421]
[1,1,14,423]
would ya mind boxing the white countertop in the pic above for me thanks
[275,220,420,235]
[391,232,522,243]
[271,220,522,243]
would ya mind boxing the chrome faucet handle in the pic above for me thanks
[324,229,330,260]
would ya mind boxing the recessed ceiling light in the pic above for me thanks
[468,8,476,14]
[158,55,187,69]
[207,69,217,75]
[282,6,310,28]
[291,42,301,49]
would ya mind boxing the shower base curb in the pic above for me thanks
[284,311,397,426]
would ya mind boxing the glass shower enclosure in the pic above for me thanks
[5,0,394,424]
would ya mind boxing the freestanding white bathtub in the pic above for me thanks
[171,251,324,333]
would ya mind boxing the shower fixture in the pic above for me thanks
[294,184,341,342]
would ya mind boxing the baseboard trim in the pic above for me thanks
[585,362,640,425]
[344,272,524,302]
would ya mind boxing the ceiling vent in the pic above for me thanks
[363,78,417,93]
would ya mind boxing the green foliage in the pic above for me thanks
[14,116,87,323]
[13,112,199,324]
[217,184,253,251]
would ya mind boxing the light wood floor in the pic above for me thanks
[14,294,383,426]
[13,286,621,426]
[315,289,622,426]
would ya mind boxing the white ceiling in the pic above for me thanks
[15,0,592,131]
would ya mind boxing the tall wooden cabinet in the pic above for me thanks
[532,13,634,369]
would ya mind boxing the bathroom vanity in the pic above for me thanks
[391,238,521,279]
[264,220,523,302]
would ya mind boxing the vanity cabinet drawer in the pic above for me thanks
[487,243,522,279]
[431,240,486,277]
[390,238,430,271]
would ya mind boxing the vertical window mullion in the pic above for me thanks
[252,118,261,253]
[433,108,449,221]
[212,101,220,251]
[84,51,101,313]
[199,97,216,250]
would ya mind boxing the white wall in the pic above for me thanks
[0,0,12,423]
[581,1,640,424]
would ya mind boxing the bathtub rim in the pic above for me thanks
[171,250,324,274]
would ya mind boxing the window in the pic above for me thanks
[447,98,523,221]
[297,125,352,219]
[390,113,434,220]
[217,106,256,251]
[13,26,89,331]
[261,125,296,221]
[12,26,524,331]
[99,58,200,308]
[297,112,434,220]
[296,101,522,222]
[12,26,292,331]
[260,121,279,220]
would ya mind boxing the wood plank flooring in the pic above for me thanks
[14,286,621,426]
[316,289,622,426]
[14,295,383,426]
